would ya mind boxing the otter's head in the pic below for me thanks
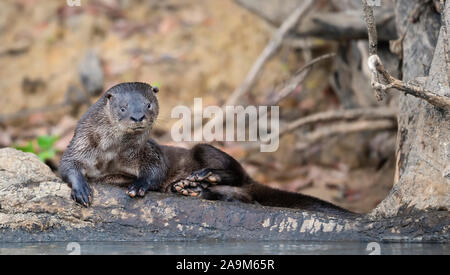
[104,82,159,133]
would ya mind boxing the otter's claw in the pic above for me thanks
[171,181,202,197]
[172,169,222,198]
[186,168,221,183]
[71,183,93,207]
[127,180,150,198]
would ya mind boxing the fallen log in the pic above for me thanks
[235,0,397,41]
[0,148,448,243]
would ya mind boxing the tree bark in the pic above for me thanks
[372,0,450,217]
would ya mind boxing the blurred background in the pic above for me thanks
[0,0,399,213]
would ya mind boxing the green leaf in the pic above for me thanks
[38,149,56,162]
[37,135,59,151]
[15,141,35,153]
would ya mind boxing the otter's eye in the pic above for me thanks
[147,103,152,110]
[120,107,127,113]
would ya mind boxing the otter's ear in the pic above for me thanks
[105,93,113,100]
[151,86,159,93]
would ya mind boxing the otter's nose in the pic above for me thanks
[130,114,146,122]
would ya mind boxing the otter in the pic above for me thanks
[60,82,352,215]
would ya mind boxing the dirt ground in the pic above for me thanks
[0,0,394,213]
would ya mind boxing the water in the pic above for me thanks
[0,241,448,255]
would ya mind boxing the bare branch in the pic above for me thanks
[246,107,397,152]
[361,0,378,56]
[246,53,336,132]
[265,53,336,106]
[362,0,385,100]
[279,107,397,138]
[362,0,450,109]
[225,0,315,106]
[236,0,397,41]
[368,55,450,109]
[295,119,396,151]
[191,1,315,139]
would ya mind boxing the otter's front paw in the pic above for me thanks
[71,183,93,207]
[127,180,150,198]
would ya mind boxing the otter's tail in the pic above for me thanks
[244,182,356,216]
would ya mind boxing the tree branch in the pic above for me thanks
[368,55,450,109]
[296,119,396,151]
[225,0,315,106]
[246,107,397,152]
[191,1,315,139]
[245,53,336,134]
[265,53,336,106]
[362,0,378,56]
[279,107,397,138]
[362,0,450,109]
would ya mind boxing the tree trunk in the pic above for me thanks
[373,0,450,217]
